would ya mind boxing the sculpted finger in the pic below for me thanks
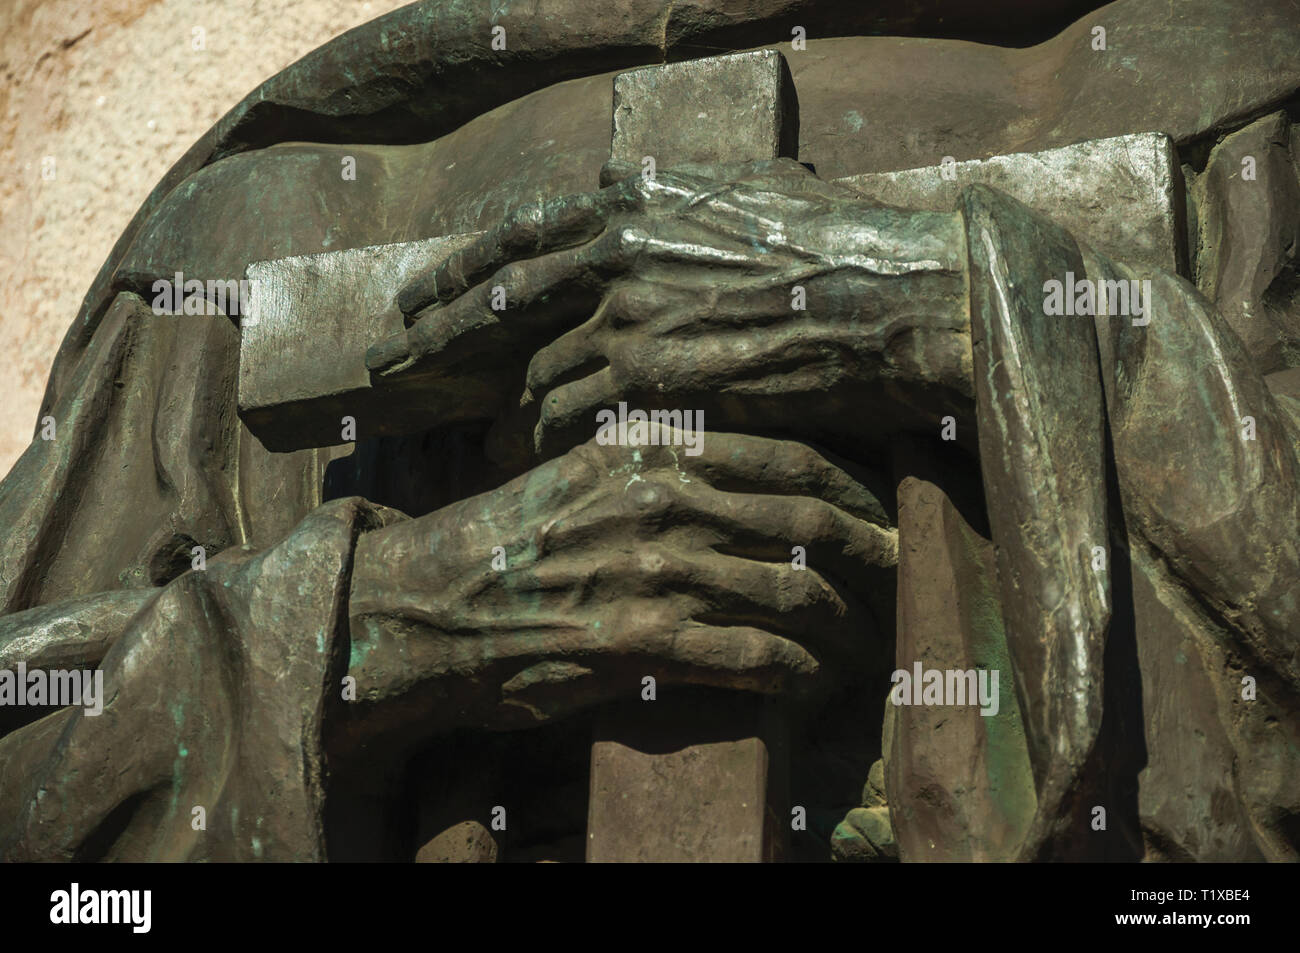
[613,322,969,440]
[396,190,619,315]
[522,279,699,405]
[677,432,894,528]
[518,525,856,643]
[367,234,629,378]
[596,613,823,698]
[521,308,607,408]
[686,482,895,598]
[533,365,621,459]
[674,549,874,665]
[528,443,897,634]
[527,326,875,451]
[517,473,885,665]
[546,418,893,534]
[350,592,816,731]
[495,615,822,726]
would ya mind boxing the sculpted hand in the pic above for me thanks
[369,160,973,465]
[337,429,895,746]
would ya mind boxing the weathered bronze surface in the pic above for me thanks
[1,0,1298,862]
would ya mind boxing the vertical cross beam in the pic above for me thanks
[585,50,799,863]
[237,49,800,863]
[588,694,788,863]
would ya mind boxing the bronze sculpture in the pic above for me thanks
[1,0,1297,862]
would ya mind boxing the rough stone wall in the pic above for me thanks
[0,0,408,478]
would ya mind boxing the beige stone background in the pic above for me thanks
[0,0,409,479]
